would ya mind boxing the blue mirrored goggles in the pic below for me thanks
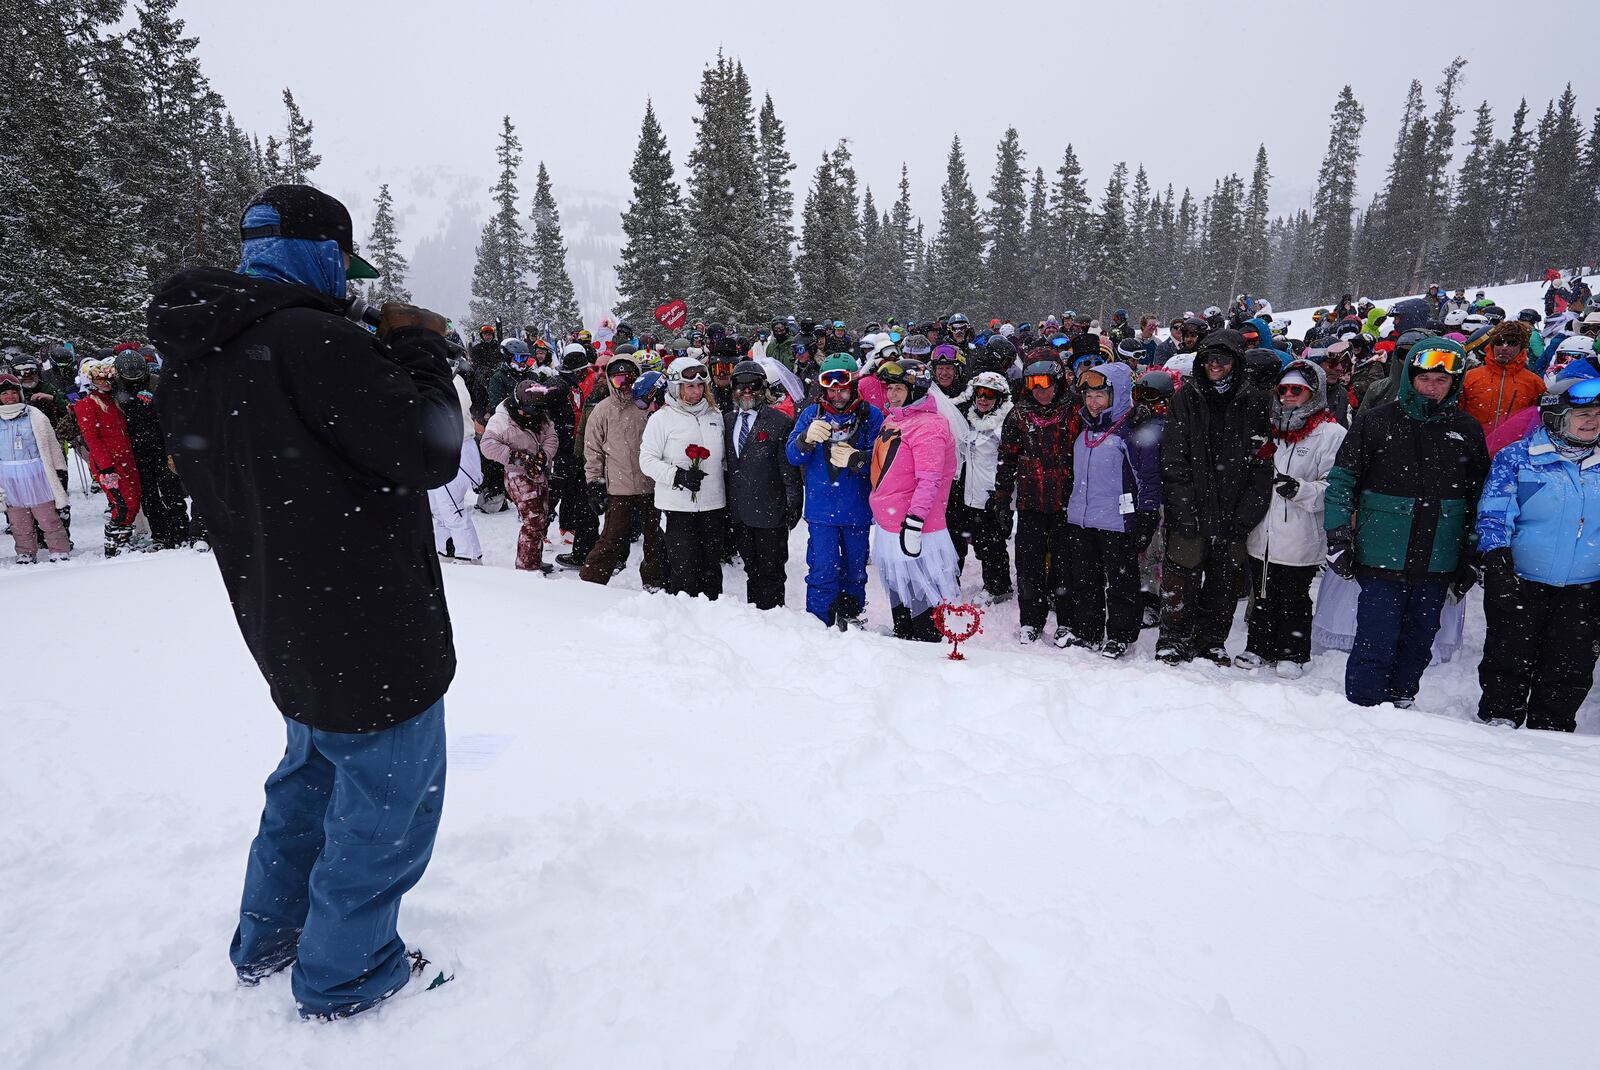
[1563,378,1600,405]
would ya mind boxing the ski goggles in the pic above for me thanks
[1077,369,1110,391]
[1073,354,1107,371]
[1133,386,1168,406]
[673,365,710,383]
[710,360,737,376]
[973,386,1005,402]
[929,344,964,365]
[1409,347,1464,375]
[1563,378,1600,406]
[818,367,854,389]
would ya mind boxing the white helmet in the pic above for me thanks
[968,371,1011,396]
[1556,336,1596,358]
[1443,308,1468,327]
[1254,299,1273,316]
[1462,313,1488,331]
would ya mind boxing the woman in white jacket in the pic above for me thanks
[428,371,484,563]
[1238,360,1347,677]
[638,355,727,599]
[950,371,1014,602]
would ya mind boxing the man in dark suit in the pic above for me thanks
[725,360,803,609]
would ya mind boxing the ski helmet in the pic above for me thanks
[1540,377,1600,445]
[968,371,1010,399]
[113,351,149,382]
[512,379,552,415]
[605,352,641,380]
[501,338,532,365]
[1442,308,1468,328]
[560,342,591,372]
[731,359,767,395]
[632,370,665,409]
[876,356,929,403]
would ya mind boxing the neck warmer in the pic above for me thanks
[0,402,26,420]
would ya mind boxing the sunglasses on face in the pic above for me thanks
[1277,384,1311,398]
[1074,355,1107,371]
[1202,352,1235,366]
[1492,339,1520,348]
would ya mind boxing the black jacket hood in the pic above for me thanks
[148,267,344,364]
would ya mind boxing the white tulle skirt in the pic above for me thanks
[872,524,961,617]
[1311,570,1465,665]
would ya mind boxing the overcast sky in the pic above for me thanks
[184,0,1590,236]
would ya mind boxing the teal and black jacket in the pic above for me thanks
[1324,364,1490,580]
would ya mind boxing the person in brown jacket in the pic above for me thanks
[481,380,561,573]
[1459,320,1546,434]
[579,353,665,587]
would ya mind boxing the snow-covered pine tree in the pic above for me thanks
[1580,107,1600,272]
[1417,57,1466,287]
[1524,85,1584,276]
[1124,164,1152,314]
[1173,187,1200,311]
[883,164,918,318]
[528,162,582,332]
[0,1,145,345]
[857,188,906,320]
[362,184,412,305]
[1084,163,1129,322]
[927,135,983,316]
[1023,167,1051,316]
[755,93,797,316]
[797,143,861,319]
[1049,144,1091,311]
[468,116,533,331]
[280,88,320,186]
[615,100,689,326]
[686,54,765,324]
[982,126,1028,318]
[1364,79,1430,294]
[263,135,285,185]
[1443,101,1497,287]
[1492,100,1533,280]
[1238,147,1272,299]
[1308,86,1365,303]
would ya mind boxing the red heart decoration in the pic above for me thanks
[933,602,984,660]
[654,299,688,333]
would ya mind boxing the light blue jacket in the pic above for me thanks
[1476,427,1600,586]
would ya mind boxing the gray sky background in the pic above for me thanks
[180,0,1593,316]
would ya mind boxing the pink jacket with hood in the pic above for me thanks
[868,392,957,534]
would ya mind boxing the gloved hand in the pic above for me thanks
[1273,473,1300,500]
[900,514,924,558]
[586,480,609,516]
[1133,511,1159,551]
[1481,546,1517,597]
[1452,555,1482,601]
[804,419,832,445]
[376,301,449,341]
[100,471,120,490]
[674,466,706,493]
[785,500,803,531]
[510,448,533,467]
[829,441,863,470]
[1326,525,1356,579]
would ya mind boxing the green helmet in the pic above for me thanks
[818,354,859,378]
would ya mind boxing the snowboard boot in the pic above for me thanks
[1018,624,1041,644]
[1154,638,1190,665]
[831,594,866,632]
[1100,639,1130,660]
[554,552,584,570]
[15,551,36,565]
[102,524,133,558]
[1198,646,1233,667]
[907,608,942,643]
[1053,627,1090,650]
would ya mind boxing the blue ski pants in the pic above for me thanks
[804,522,870,624]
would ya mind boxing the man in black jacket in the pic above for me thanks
[148,185,462,1020]
[1156,328,1273,665]
[467,324,506,512]
[725,361,802,608]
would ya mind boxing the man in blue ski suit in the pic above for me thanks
[786,354,885,626]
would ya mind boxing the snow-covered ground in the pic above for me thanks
[6,472,1600,1069]
[1272,274,1595,341]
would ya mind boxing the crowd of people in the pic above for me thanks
[6,275,1600,732]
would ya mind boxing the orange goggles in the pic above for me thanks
[1023,374,1056,391]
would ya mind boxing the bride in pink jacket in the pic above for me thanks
[841,355,959,641]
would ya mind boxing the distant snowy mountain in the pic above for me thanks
[333,163,623,330]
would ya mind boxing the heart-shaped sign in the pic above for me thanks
[654,299,688,333]
[932,602,984,660]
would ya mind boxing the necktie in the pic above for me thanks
[738,411,752,456]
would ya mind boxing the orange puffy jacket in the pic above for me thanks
[1459,349,1546,433]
